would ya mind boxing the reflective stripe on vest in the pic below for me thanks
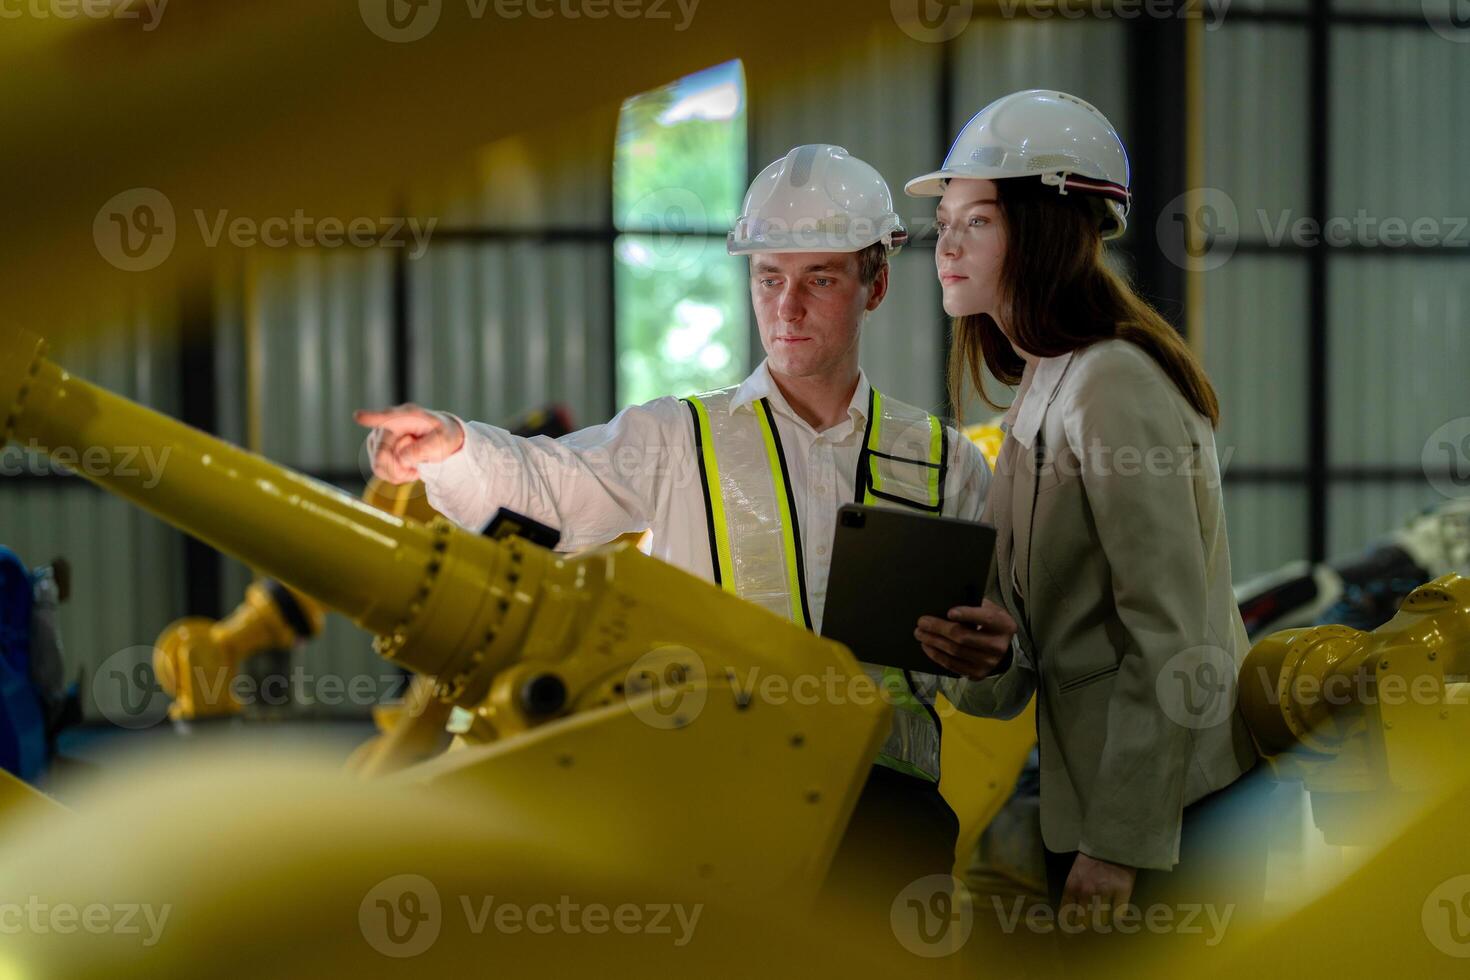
[858,388,948,513]
[682,384,949,780]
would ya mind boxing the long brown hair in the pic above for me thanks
[947,177,1219,427]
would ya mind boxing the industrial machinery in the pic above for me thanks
[153,408,572,723]
[1239,572,1470,842]
[0,323,946,972]
[1234,500,1470,638]
[9,322,1467,976]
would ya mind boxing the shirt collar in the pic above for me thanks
[729,359,872,433]
[1006,351,1075,450]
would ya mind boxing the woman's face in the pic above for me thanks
[935,178,1007,323]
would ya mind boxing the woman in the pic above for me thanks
[908,90,1267,922]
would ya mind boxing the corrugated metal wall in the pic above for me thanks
[1203,10,1469,579]
[222,249,399,716]
[0,297,187,722]
[407,241,612,428]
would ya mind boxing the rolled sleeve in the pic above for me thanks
[417,398,685,552]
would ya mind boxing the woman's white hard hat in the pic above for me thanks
[905,89,1131,239]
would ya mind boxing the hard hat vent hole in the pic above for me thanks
[789,145,818,188]
[969,146,1006,168]
[1028,154,1074,171]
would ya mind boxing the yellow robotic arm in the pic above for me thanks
[0,325,890,906]
[1239,572,1470,841]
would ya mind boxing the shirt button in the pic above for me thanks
[817,545,828,556]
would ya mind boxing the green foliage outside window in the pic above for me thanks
[613,60,749,407]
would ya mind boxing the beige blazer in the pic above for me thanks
[942,339,1258,871]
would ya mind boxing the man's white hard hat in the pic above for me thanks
[729,144,908,255]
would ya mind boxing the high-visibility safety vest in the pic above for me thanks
[683,385,951,782]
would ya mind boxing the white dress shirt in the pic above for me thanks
[417,359,992,632]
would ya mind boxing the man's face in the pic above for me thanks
[748,250,886,380]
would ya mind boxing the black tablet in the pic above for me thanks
[819,504,996,678]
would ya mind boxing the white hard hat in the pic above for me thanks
[729,144,908,255]
[905,89,1131,239]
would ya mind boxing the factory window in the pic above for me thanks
[613,60,749,407]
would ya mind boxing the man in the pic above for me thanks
[357,144,1017,891]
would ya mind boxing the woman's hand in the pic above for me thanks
[915,600,1017,680]
[1060,854,1137,926]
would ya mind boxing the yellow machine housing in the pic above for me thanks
[0,324,895,910]
[1239,572,1470,841]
